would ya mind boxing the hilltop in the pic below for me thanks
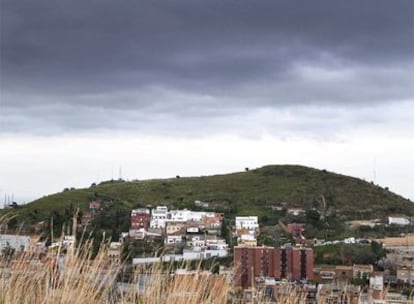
[7,165,413,223]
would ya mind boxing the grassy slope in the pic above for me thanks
[9,165,414,222]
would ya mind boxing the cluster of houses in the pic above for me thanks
[377,235,414,286]
[128,206,224,242]
[126,205,230,264]
[1,200,414,303]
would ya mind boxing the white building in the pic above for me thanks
[287,208,305,216]
[62,236,76,248]
[182,248,228,260]
[237,233,258,246]
[150,206,219,230]
[150,206,169,229]
[186,234,229,250]
[235,216,259,230]
[369,275,384,291]
[186,227,199,233]
[187,235,206,248]
[235,216,259,246]
[108,242,122,262]
[169,209,215,222]
[0,235,31,252]
[388,217,410,226]
[205,238,228,250]
[165,235,183,245]
[129,229,146,240]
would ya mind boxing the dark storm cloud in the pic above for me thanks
[1,0,413,134]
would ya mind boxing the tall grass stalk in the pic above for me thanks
[0,217,229,303]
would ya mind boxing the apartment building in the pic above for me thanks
[233,245,314,288]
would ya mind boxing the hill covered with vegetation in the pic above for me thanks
[7,165,413,224]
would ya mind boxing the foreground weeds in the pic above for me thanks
[0,234,228,303]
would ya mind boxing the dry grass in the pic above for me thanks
[0,237,311,304]
[0,214,308,304]
[0,224,229,303]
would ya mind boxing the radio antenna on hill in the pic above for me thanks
[373,156,377,184]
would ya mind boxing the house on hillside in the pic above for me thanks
[166,221,187,235]
[165,234,184,245]
[89,201,101,212]
[131,208,151,230]
[194,200,209,208]
[353,264,374,279]
[286,223,305,238]
[287,208,305,216]
[235,216,260,246]
[0,235,31,252]
[388,216,410,226]
[235,216,259,231]
[150,206,169,229]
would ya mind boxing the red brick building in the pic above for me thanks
[234,246,277,288]
[286,223,305,238]
[289,246,314,281]
[234,246,314,288]
[130,208,151,230]
[89,201,101,212]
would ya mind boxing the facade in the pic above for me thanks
[289,246,314,281]
[234,246,277,288]
[388,216,410,226]
[317,284,361,304]
[165,221,186,235]
[369,273,385,301]
[108,242,122,263]
[396,267,414,285]
[187,235,206,248]
[0,235,31,252]
[194,200,209,208]
[335,266,354,282]
[314,265,375,284]
[131,208,150,230]
[149,206,223,234]
[132,247,228,265]
[235,216,260,246]
[287,208,305,216]
[238,234,257,246]
[203,213,223,230]
[186,226,200,233]
[353,264,374,279]
[150,206,169,229]
[165,235,183,245]
[169,209,216,222]
[235,216,259,230]
[129,228,146,240]
[233,245,314,288]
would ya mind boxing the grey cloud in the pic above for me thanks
[0,0,413,135]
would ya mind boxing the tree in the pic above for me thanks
[305,209,321,228]
[370,241,386,260]
[8,202,20,209]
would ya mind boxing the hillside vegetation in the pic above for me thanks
[7,165,413,224]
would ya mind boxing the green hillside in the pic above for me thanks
[6,165,413,224]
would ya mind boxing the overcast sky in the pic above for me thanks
[1,0,413,204]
